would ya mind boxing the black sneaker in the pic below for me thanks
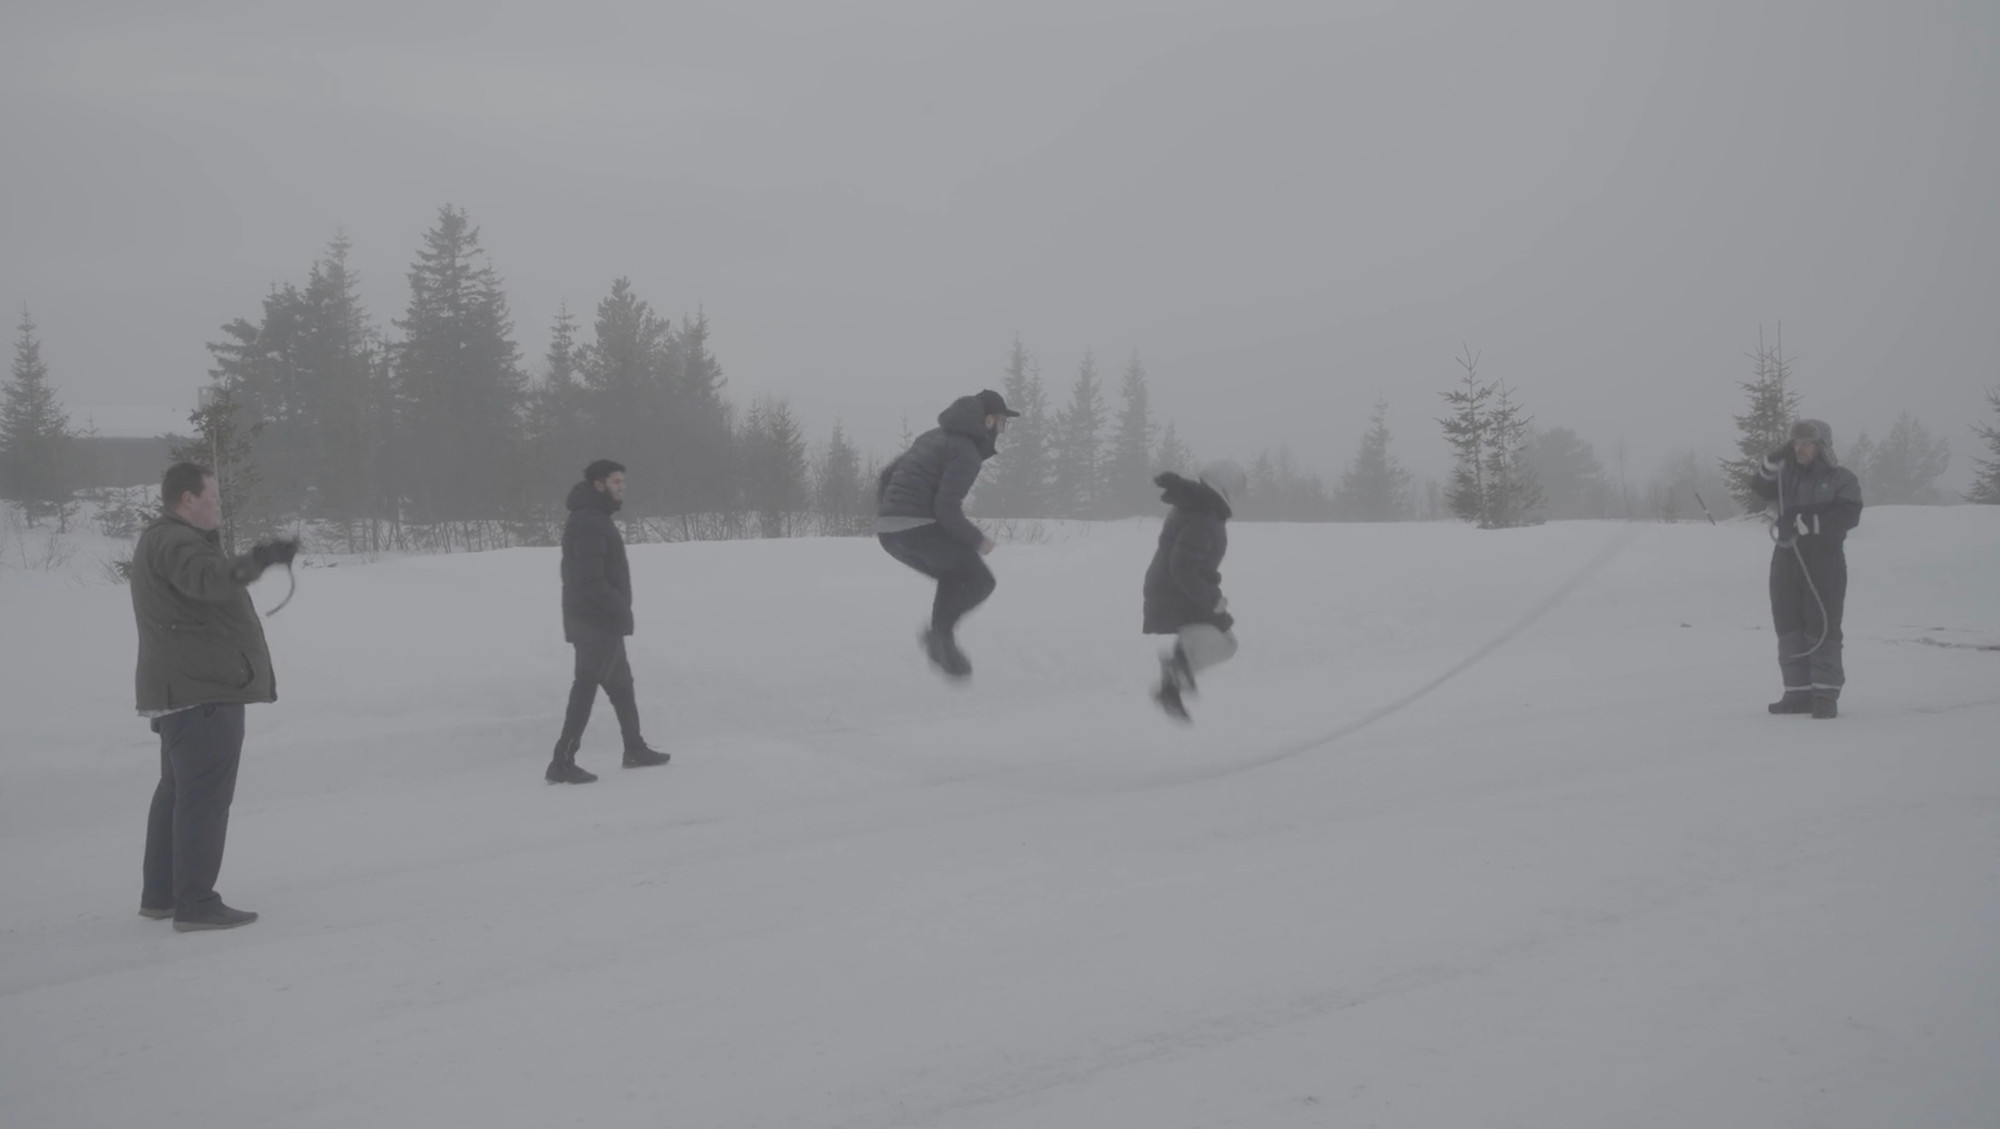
[173,903,258,932]
[623,744,671,768]
[138,904,174,920]
[1768,692,1813,715]
[1811,696,1838,720]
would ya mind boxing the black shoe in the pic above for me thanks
[173,903,258,932]
[1153,666,1191,724]
[623,744,671,768]
[546,758,599,784]
[1811,695,1838,720]
[920,627,972,680]
[1768,692,1813,715]
[138,904,174,920]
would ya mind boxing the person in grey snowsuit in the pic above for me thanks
[1751,419,1863,718]
[1143,461,1247,722]
[876,390,1018,679]
[131,461,297,931]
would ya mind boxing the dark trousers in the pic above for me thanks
[556,625,644,754]
[142,703,246,915]
[1770,545,1847,696]
[879,526,996,635]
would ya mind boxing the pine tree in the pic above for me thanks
[739,395,808,538]
[393,204,525,523]
[521,303,589,529]
[1105,350,1158,517]
[1721,326,1801,513]
[579,279,673,512]
[1154,418,1195,476]
[1521,427,1609,520]
[1866,413,1951,504]
[1967,387,2000,504]
[1049,349,1107,518]
[976,336,1051,517]
[1438,346,1492,524]
[1482,382,1542,527]
[300,232,378,536]
[1334,397,1411,522]
[207,283,312,516]
[814,421,870,536]
[668,309,735,521]
[0,309,81,528]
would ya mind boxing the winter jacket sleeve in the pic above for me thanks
[876,456,903,505]
[1750,451,1785,502]
[1813,467,1863,535]
[571,515,631,622]
[158,529,264,603]
[1167,517,1225,613]
[931,440,987,547]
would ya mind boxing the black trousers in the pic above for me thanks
[879,525,996,635]
[143,703,246,915]
[557,625,644,753]
[1769,544,1847,696]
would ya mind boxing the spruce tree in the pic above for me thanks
[0,309,81,527]
[300,232,377,534]
[1334,397,1411,522]
[393,204,525,523]
[740,395,808,538]
[1721,326,1801,513]
[1049,349,1106,518]
[1154,418,1195,477]
[1967,388,2000,504]
[1438,346,1492,525]
[814,421,869,536]
[1482,382,1542,527]
[1520,427,1610,520]
[1867,413,1950,504]
[1106,351,1158,517]
[976,336,1050,517]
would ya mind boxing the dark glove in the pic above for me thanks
[1765,447,1790,470]
[251,538,301,568]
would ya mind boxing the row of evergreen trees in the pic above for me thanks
[8,223,2000,542]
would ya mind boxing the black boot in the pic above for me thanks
[920,626,972,680]
[545,735,599,784]
[1811,695,1839,720]
[603,684,668,767]
[1153,656,1191,723]
[1768,691,1813,715]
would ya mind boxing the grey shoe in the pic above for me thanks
[173,903,258,932]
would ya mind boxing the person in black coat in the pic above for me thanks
[1750,419,1864,719]
[1143,461,1247,722]
[547,459,669,784]
[876,390,1018,679]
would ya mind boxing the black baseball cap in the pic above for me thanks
[976,389,1022,417]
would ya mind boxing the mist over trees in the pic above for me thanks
[10,204,1991,554]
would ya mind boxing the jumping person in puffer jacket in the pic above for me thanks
[876,390,1019,680]
[1143,461,1247,723]
[1750,419,1863,719]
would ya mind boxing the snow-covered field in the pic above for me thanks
[2,509,1997,1128]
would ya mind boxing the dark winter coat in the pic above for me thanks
[130,515,277,712]
[1143,473,1235,635]
[875,395,997,548]
[1751,445,1863,560]
[561,480,633,641]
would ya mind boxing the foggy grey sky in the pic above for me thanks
[4,0,1996,485]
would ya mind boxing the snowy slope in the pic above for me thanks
[1,509,1997,1128]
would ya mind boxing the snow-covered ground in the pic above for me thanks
[2,509,1997,1128]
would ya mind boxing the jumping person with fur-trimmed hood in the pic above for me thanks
[877,390,1019,680]
[1144,461,1248,723]
[1751,419,1863,719]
